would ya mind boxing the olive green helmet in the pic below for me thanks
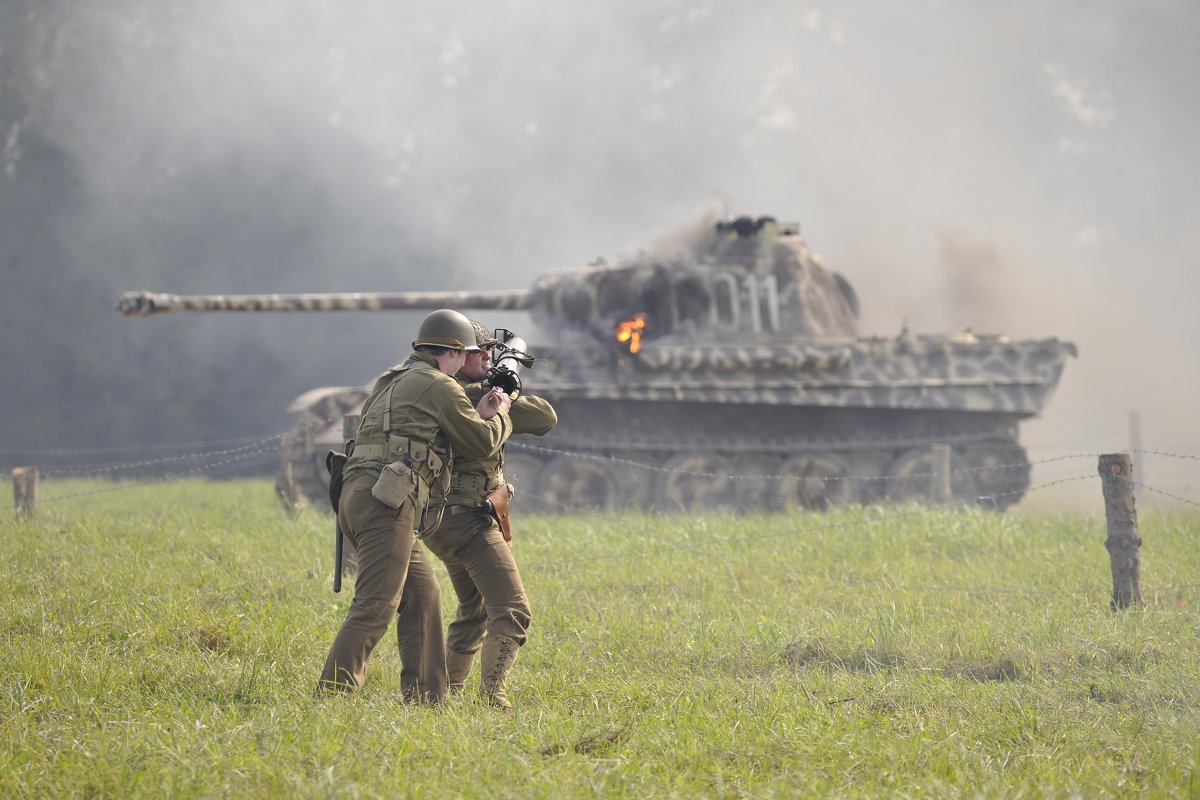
[412,309,479,351]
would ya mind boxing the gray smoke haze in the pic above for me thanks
[3,0,1198,503]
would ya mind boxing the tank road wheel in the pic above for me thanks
[276,450,328,512]
[500,451,546,513]
[771,453,857,511]
[305,453,333,505]
[538,454,623,512]
[731,455,782,513]
[963,440,1031,511]
[655,453,737,513]
[885,447,977,506]
[275,463,304,513]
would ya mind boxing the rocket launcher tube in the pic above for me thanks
[485,329,534,398]
[117,290,531,316]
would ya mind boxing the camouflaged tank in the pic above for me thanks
[119,215,1076,512]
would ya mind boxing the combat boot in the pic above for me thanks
[446,649,475,696]
[479,634,520,712]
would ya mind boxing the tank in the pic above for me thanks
[118,215,1076,512]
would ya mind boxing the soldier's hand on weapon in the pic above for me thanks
[476,386,512,420]
[481,387,512,418]
[492,387,514,416]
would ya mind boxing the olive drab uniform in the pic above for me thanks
[318,351,511,695]
[422,380,557,709]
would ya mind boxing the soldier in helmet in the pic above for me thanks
[422,319,557,711]
[318,309,513,696]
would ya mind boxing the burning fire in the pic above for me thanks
[615,313,647,354]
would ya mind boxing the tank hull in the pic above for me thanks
[476,332,1070,512]
[279,333,1072,513]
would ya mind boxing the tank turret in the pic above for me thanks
[119,215,1076,512]
[119,217,857,341]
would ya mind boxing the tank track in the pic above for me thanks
[502,431,1031,513]
[278,425,1032,514]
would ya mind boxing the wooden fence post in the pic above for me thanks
[1098,453,1143,609]
[12,466,39,516]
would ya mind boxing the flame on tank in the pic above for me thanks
[614,313,647,354]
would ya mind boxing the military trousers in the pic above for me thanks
[318,472,447,700]
[394,543,446,702]
[423,507,531,656]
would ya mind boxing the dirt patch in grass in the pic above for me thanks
[193,626,231,653]
[541,725,631,757]
[781,639,905,674]
[951,656,1024,682]
[784,639,1030,683]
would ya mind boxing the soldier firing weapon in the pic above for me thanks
[324,327,536,592]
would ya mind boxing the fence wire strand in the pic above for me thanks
[37,435,285,478]
[1115,475,1200,511]
[30,446,280,505]
[508,440,1097,486]
[6,434,1197,490]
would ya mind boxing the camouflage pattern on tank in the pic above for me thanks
[535,334,1074,415]
[515,217,858,342]
[119,214,1075,512]
[118,290,530,316]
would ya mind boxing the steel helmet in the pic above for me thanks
[412,309,479,351]
[468,318,500,349]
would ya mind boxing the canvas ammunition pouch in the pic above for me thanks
[371,459,420,509]
[325,450,348,513]
[353,437,445,485]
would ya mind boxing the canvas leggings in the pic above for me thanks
[318,472,447,700]
[423,509,531,657]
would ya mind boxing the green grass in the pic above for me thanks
[2,478,1198,798]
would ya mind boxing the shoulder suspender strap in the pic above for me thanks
[382,377,398,435]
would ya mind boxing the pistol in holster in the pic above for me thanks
[482,483,513,543]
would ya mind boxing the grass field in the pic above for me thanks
[2,478,1198,798]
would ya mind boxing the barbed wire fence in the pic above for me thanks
[500,439,1200,512]
[3,432,1198,606]
[4,431,1198,513]
[2,434,284,506]
[4,431,1195,494]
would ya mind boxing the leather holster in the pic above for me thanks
[485,484,512,543]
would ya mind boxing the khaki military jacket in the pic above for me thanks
[344,353,512,491]
[441,379,557,505]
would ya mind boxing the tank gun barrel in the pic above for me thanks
[118,290,531,317]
